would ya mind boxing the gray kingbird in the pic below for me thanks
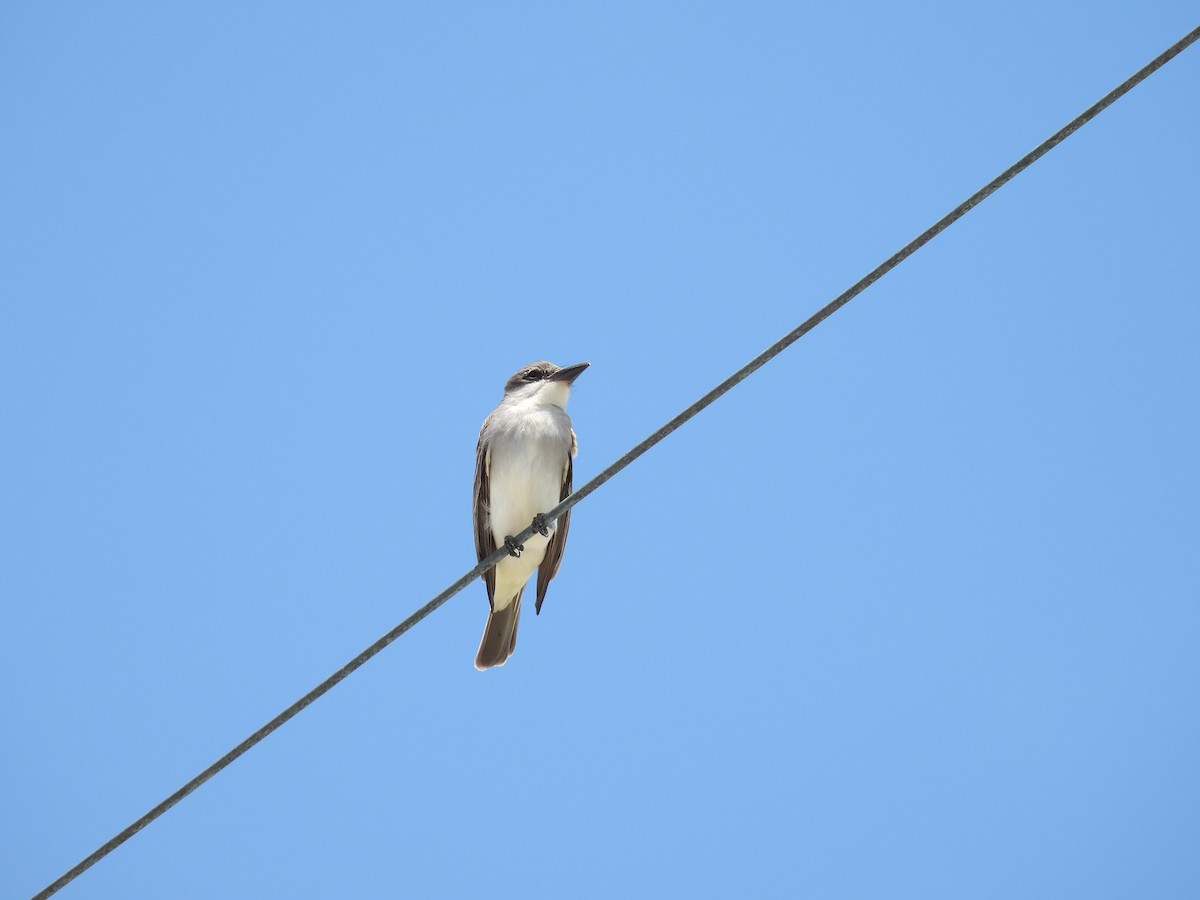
[473,360,588,669]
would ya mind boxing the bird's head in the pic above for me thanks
[503,361,589,409]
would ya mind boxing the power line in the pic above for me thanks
[35,23,1200,900]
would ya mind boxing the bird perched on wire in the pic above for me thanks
[473,360,588,669]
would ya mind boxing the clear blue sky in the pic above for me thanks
[3,3,1198,898]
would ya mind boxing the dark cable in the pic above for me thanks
[35,23,1200,899]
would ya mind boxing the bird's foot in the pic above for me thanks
[531,513,551,537]
[503,535,524,558]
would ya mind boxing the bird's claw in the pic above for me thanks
[504,535,524,558]
[531,513,551,537]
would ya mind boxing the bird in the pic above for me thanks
[473,360,588,669]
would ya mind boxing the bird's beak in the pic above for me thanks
[549,362,590,384]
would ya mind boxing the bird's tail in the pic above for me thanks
[474,591,523,670]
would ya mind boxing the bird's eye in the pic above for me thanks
[524,369,541,381]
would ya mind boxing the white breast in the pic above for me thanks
[484,399,572,605]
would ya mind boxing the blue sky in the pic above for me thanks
[3,3,1198,898]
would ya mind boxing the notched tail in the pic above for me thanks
[474,592,523,670]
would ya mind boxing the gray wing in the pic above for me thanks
[535,449,572,615]
[473,425,497,608]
